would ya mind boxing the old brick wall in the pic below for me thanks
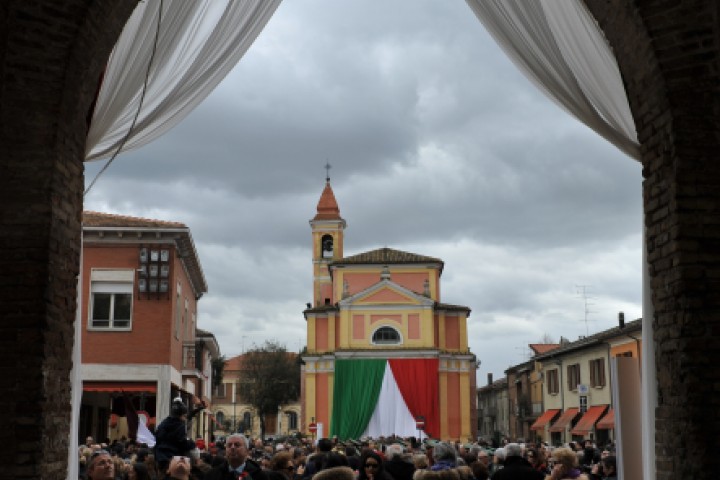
[0,2,136,478]
[584,1,720,478]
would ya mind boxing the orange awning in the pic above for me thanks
[530,409,561,431]
[570,405,608,435]
[549,407,580,432]
[83,381,157,393]
[596,408,615,430]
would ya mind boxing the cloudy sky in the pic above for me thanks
[84,0,643,383]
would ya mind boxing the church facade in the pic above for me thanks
[301,180,477,441]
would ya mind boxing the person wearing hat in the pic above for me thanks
[154,398,201,473]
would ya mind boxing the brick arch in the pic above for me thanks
[0,2,137,479]
[0,2,718,479]
[583,1,720,478]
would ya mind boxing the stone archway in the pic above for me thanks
[583,2,720,478]
[0,2,136,478]
[0,1,718,478]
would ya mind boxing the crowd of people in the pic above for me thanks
[78,433,618,480]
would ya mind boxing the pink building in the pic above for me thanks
[302,180,477,441]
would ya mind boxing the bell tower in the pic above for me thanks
[309,169,345,307]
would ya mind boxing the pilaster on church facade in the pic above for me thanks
[302,179,477,441]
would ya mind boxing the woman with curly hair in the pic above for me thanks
[546,448,589,480]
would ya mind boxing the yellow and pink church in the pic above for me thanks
[301,179,478,441]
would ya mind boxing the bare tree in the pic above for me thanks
[237,340,300,439]
[538,333,555,344]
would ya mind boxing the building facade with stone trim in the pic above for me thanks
[301,181,477,441]
[80,211,219,444]
[211,353,301,440]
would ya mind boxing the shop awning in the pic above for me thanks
[530,409,561,431]
[596,408,615,430]
[83,381,157,393]
[549,407,580,432]
[570,405,608,435]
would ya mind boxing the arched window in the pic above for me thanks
[242,411,252,432]
[321,234,333,258]
[215,411,225,426]
[372,326,401,345]
[287,411,298,430]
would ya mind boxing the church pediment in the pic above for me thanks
[339,280,434,307]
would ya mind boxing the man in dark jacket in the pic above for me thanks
[154,398,199,473]
[491,443,543,480]
[205,434,269,480]
[384,444,415,480]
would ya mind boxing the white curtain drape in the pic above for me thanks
[363,363,418,438]
[85,0,282,162]
[465,0,640,160]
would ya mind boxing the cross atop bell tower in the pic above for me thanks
[310,167,345,307]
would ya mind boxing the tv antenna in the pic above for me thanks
[576,285,596,336]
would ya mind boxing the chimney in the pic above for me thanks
[487,373,493,385]
[619,311,625,329]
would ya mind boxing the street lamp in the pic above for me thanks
[232,381,238,433]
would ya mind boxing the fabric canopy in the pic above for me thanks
[596,408,615,430]
[85,0,282,162]
[549,407,580,433]
[331,358,439,440]
[530,408,560,431]
[570,405,608,435]
[465,0,640,160]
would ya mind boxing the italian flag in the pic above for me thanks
[330,358,439,439]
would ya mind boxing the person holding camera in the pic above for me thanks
[154,398,205,473]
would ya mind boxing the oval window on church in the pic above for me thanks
[372,326,401,345]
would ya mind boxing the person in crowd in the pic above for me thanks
[489,448,504,477]
[414,469,460,480]
[599,456,616,480]
[429,442,457,471]
[155,399,201,473]
[204,434,268,480]
[302,438,333,479]
[580,441,599,470]
[269,451,296,480]
[127,462,152,480]
[547,447,589,480]
[79,447,94,478]
[384,444,415,480]
[165,455,192,480]
[358,450,393,480]
[252,439,266,462]
[455,465,473,480]
[469,461,489,480]
[476,449,490,470]
[526,447,549,475]
[412,453,429,471]
[86,451,115,480]
[312,466,356,480]
[343,445,361,471]
[489,443,543,480]
[193,452,214,478]
[588,455,616,480]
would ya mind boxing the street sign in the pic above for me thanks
[415,416,425,430]
[309,422,317,433]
